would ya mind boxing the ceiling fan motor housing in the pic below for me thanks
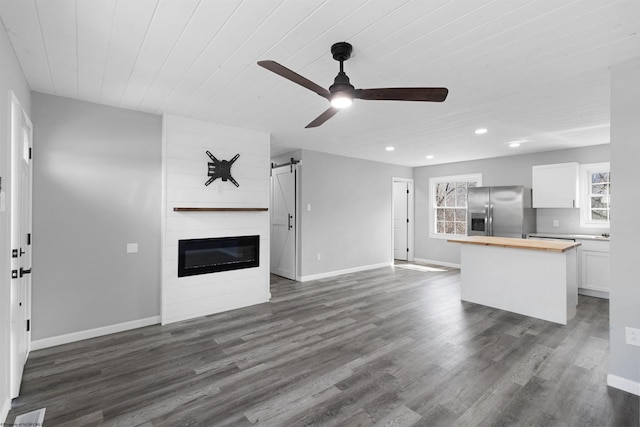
[330,72,354,94]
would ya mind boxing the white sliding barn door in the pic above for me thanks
[271,165,296,279]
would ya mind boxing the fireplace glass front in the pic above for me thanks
[178,235,259,277]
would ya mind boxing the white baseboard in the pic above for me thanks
[577,287,609,299]
[31,316,161,351]
[413,257,461,269]
[1,397,10,425]
[300,262,392,282]
[607,374,640,396]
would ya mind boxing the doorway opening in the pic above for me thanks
[392,178,414,262]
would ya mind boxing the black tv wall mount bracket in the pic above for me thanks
[205,151,240,187]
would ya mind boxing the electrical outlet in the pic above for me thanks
[552,219,559,227]
[316,253,321,261]
[626,327,640,347]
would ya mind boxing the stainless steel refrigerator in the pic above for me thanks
[467,186,536,238]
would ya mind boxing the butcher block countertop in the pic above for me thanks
[447,236,581,253]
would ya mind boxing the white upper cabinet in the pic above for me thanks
[532,162,579,208]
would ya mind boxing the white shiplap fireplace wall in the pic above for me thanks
[162,114,270,324]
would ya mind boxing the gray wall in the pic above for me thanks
[0,18,32,420]
[610,58,640,391]
[414,144,610,265]
[279,150,413,278]
[31,93,162,340]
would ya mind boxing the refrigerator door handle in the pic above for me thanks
[489,203,494,236]
[484,203,489,236]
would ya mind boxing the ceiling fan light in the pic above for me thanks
[330,94,353,109]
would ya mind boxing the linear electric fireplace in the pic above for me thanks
[178,235,259,277]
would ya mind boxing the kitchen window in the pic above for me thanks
[580,162,610,228]
[429,173,482,238]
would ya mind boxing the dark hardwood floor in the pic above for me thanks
[7,263,639,426]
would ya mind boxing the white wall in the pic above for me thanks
[414,145,610,265]
[287,150,413,280]
[0,18,31,423]
[162,115,270,324]
[609,57,640,395]
[31,93,162,343]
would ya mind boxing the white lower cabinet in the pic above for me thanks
[577,239,610,298]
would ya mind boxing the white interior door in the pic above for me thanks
[10,94,32,398]
[271,165,296,280]
[393,181,409,260]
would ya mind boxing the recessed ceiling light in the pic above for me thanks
[475,128,488,135]
[507,139,527,148]
[425,155,434,159]
[385,146,395,151]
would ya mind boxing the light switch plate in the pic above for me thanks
[126,243,138,253]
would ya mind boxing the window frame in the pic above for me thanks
[579,162,610,229]
[429,173,483,239]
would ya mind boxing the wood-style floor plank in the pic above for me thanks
[7,263,639,426]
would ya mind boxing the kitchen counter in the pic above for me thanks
[528,232,610,241]
[448,236,578,325]
[448,236,580,252]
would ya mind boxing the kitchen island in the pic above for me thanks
[447,236,581,325]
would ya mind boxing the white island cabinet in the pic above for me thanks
[448,236,581,325]
[577,238,610,298]
[532,162,579,208]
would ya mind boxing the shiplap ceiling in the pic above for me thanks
[1,0,639,166]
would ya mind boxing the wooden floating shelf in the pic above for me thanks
[173,207,268,212]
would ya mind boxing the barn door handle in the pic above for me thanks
[288,214,293,230]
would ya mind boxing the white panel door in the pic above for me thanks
[271,166,296,279]
[393,181,408,261]
[10,94,32,398]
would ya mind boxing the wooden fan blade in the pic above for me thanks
[354,87,448,102]
[258,60,330,99]
[305,107,339,128]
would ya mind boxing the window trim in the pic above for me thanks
[429,173,483,239]
[579,162,610,229]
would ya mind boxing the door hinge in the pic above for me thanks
[406,248,409,252]
[29,147,32,159]
[406,218,409,223]
[11,270,18,279]
[20,267,31,277]
[26,319,30,332]
[27,233,31,245]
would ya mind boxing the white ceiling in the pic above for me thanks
[1,0,639,167]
